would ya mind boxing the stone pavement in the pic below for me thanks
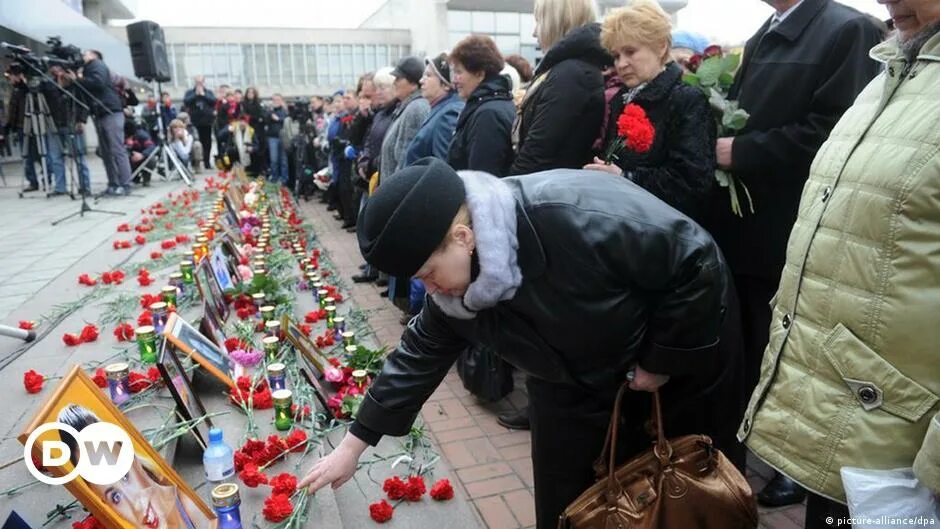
[297,194,810,529]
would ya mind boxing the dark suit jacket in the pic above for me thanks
[704,0,883,280]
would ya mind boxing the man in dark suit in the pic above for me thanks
[708,0,883,507]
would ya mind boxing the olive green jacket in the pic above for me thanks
[739,32,940,502]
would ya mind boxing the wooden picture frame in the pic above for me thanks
[163,312,234,389]
[280,315,329,376]
[193,258,229,322]
[18,367,217,529]
[157,340,213,450]
[209,244,237,293]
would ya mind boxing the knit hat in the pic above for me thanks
[426,53,452,88]
[357,158,466,277]
[392,56,425,85]
[671,30,709,54]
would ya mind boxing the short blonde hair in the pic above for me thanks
[601,0,673,61]
[168,118,185,131]
[373,66,396,89]
[534,0,598,51]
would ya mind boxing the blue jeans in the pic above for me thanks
[17,130,39,187]
[267,137,288,183]
[46,127,91,192]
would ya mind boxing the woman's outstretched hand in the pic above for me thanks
[628,365,670,392]
[583,157,623,176]
[299,433,368,494]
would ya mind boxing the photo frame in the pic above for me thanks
[157,340,213,450]
[19,367,217,529]
[297,365,334,421]
[280,315,329,377]
[209,245,236,293]
[199,302,249,380]
[163,312,234,389]
[194,258,229,322]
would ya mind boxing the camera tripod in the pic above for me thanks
[131,80,193,187]
[16,81,55,199]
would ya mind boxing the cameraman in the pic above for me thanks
[69,49,132,195]
[44,64,92,196]
[2,64,40,191]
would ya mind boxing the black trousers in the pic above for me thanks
[337,159,357,225]
[196,125,213,168]
[734,274,778,397]
[805,492,851,528]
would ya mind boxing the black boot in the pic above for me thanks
[352,273,378,283]
[497,406,530,430]
[757,472,806,507]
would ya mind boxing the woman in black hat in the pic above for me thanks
[299,158,739,527]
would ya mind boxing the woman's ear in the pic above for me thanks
[453,225,475,250]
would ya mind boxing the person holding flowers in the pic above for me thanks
[584,0,717,225]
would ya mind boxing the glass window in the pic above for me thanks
[364,44,377,72]
[496,12,519,34]
[280,44,293,84]
[305,44,318,85]
[293,44,306,85]
[267,44,280,85]
[316,44,328,85]
[254,44,268,85]
[329,44,341,85]
[242,45,255,86]
[353,44,365,77]
[376,45,388,68]
[171,44,186,87]
[214,44,229,85]
[228,44,244,87]
[521,44,539,67]
[494,35,520,55]
[520,14,537,44]
[471,11,495,32]
[341,44,353,85]
[448,10,472,32]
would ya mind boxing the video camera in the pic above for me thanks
[1,36,83,76]
[289,98,312,124]
[45,36,83,71]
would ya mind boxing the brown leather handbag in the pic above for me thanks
[558,383,758,529]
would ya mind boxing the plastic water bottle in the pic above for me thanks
[203,428,235,484]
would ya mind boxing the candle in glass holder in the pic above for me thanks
[252,258,266,270]
[342,331,356,347]
[251,293,266,310]
[262,336,280,362]
[259,305,275,323]
[136,326,158,364]
[253,267,267,278]
[272,390,293,431]
[267,363,287,391]
[345,345,358,359]
[183,250,195,263]
[180,260,195,284]
[169,272,185,295]
[325,306,336,329]
[317,290,329,308]
[149,302,168,335]
[333,317,345,340]
[211,484,243,529]
[194,237,210,263]
[264,320,281,339]
[351,369,369,389]
[161,285,178,308]
[105,362,132,405]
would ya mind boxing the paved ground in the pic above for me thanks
[296,192,810,529]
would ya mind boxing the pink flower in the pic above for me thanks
[230,349,264,368]
[324,367,345,384]
[237,265,254,281]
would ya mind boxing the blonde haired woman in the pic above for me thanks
[509,0,609,175]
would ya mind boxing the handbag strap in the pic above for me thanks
[595,384,672,486]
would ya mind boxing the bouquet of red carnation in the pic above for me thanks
[604,103,655,164]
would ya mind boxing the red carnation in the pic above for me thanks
[253,387,274,409]
[128,371,152,393]
[238,463,269,488]
[298,323,312,337]
[78,273,97,286]
[18,320,36,330]
[236,307,254,320]
[150,251,163,260]
[138,274,154,287]
[285,429,307,452]
[269,473,298,496]
[165,223,174,230]
[262,493,294,523]
[304,310,322,323]
[135,235,147,245]
[80,324,99,343]
[224,337,245,352]
[404,475,426,502]
[383,476,407,500]
[430,479,455,501]
[616,103,655,154]
[369,500,394,524]
[113,322,135,342]
[175,234,191,243]
[161,240,177,250]
[147,366,161,383]
[63,333,82,346]
[138,310,153,327]
[236,376,253,392]
[140,293,161,309]
[116,223,131,232]
[92,368,107,388]
[72,515,105,529]
[24,369,45,394]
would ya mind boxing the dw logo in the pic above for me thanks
[24,421,134,485]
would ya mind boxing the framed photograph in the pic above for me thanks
[297,365,333,421]
[157,340,213,450]
[199,302,249,380]
[209,245,236,292]
[163,312,234,389]
[281,315,329,376]
[19,367,217,529]
[194,258,228,322]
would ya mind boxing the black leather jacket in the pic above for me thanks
[353,169,730,441]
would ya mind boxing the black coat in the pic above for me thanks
[265,106,288,138]
[241,98,265,135]
[509,23,609,175]
[360,103,396,178]
[705,0,882,280]
[183,88,217,127]
[448,75,516,177]
[604,63,717,224]
[77,59,123,117]
[351,169,731,441]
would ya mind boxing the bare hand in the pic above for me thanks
[271,115,279,121]
[716,137,734,170]
[583,157,623,176]
[629,366,670,392]
[299,433,367,493]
